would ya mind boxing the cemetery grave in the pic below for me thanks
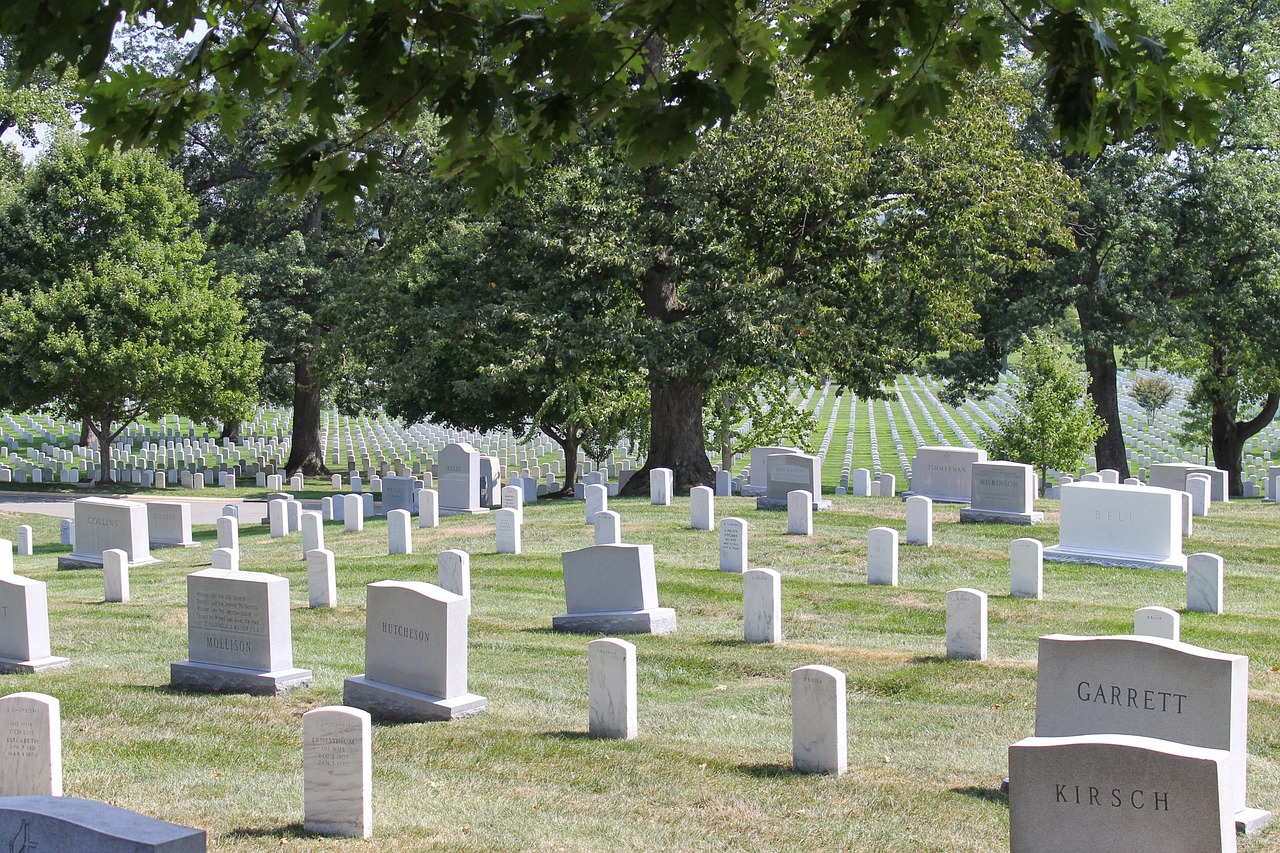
[9,367,1280,504]
[0,475,1276,852]
[3,369,1280,849]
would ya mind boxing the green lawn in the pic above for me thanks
[3,493,1280,851]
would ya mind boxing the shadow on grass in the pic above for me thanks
[910,654,952,664]
[224,823,310,840]
[31,544,69,556]
[543,730,593,741]
[951,785,1008,805]
[701,639,750,648]
[737,762,797,779]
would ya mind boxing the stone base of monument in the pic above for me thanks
[0,796,206,853]
[1237,807,1273,836]
[741,484,767,497]
[959,508,1045,525]
[1042,545,1187,572]
[58,553,162,571]
[901,491,969,504]
[150,539,200,549]
[0,654,70,674]
[438,507,491,517]
[755,497,833,512]
[343,674,488,722]
[170,660,313,696]
[552,608,677,635]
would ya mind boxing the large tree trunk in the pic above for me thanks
[91,418,115,485]
[220,419,241,441]
[541,423,581,497]
[1077,306,1130,480]
[1204,348,1279,497]
[284,357,329,477]
[622,376,714,496]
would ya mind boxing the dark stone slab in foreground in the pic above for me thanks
[0,795,206,852]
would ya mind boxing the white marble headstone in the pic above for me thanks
[946,588,987,661]
[867,527,898,586]
[743,568,781,644]
[588,638,637,740]
[1187,553,1224,615]
[719,517,748,572]
[303,705,372,838]
[307,549,336,608]
[905,495,933,546]
[0,692,62,796]
[786,490,813,535]
[791,665,846,775]
[1135,606,1181,642]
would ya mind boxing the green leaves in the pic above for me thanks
[0,0,1225,210]
[0,140,262,446]
[986,336,1105,486]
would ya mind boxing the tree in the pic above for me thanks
[705,372,816,473]
[0,0,1228,209]
[1120,0,1280,496]
[1129,375,1175,426]
[0,140,262,484]
[986,337,1105,496]
[356,144,649,493]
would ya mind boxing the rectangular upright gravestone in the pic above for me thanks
[741,446,797,497]
[959,461,1043,525]
[0,796,206,852]
[0,576,69,673]
[60,497,160,570]
[1008,734,1235,853]
[1043,482,1185,571]
[343,581,487,722]
[906,446,987,503]
[0,692,61,796]
[553,544,676,635]
[380,475,417,516]
[171,569,313,696]
[437,443,489,516]
[1034,633,1269,834]
[757,453,830,512]
[303,706,372,838]
[147,502,199,548]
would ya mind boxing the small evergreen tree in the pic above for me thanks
[986,338,1106,496]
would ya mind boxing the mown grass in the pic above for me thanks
[3,492,1280,851]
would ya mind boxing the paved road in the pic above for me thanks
[0,491,273,525]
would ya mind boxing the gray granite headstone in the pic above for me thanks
[553,544,675,635]
[60,497,159,570]
[0,576,69,673]
[0,796,206,852]
[343,580,487,722]
[170,569,312,696]
[1008,735,1234,853]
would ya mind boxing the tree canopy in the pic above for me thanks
[0,139,262,482]
[0,0,1229,206]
